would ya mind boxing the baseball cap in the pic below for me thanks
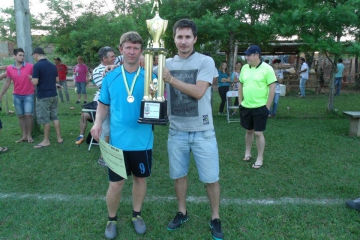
[54,57,61,61]
[32,47,45,55]
[244,45,261,55]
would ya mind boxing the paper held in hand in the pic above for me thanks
[99,139,127,179]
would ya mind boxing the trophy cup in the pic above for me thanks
[138,0,168,125]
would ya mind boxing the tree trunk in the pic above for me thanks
[355,54,359,89]
[327,54,338,111]
[228,31,235,74]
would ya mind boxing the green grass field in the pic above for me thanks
[1,83,360,239]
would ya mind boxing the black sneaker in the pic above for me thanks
[75,100,80,104]
[167,211,189,230]
[209,218,224,240]
[345,198,360,210]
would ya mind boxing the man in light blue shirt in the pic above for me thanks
[335,58,345,96]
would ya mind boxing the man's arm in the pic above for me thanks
[90,102,109,142]
[0,72,6,81]
[238,83,243,106]
[163,67,209,100]
[31,77,39,86]
[266,83,276,110]
[0,78,12,100]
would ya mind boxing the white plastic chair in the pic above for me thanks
[226,91,240,123]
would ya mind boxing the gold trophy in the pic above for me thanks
[138,0,168,125]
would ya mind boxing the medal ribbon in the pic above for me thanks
[121,65,141,98]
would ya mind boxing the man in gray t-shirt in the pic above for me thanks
[160,19,224,240]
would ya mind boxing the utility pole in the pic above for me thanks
[14,0,33,63]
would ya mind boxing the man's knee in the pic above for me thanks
[254,131,264,138]
[108,180,125,192]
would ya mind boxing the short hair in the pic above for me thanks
[300,57,306,62]
[13,48,24,56]
[98,46,115,61]
[173,19,197,38]
[119,31,143,49]
[264,59,270,63]
[338,58,343,63]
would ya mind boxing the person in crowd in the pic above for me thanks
[31,47,63,148]
[159,19,224,240]
[269,59,283,117]
[0,48,34,143]
[90,32,154,239]
[238,45,276,168]
[217,61,230,115]
[73,56,89,104]
[298,57,309,98]
[53,57,69,102]
[76,46,115,167]
[230,61,242,116]
[335,58,345,96]
[0,119,8,153]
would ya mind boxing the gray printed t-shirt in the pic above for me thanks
[164,52,215,132]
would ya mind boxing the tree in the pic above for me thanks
[269,0,360,111]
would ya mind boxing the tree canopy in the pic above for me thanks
[1,0,360,106]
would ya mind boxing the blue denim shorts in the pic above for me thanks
[75,82,87,94]
[13,94,34,116]
[167,128,219,183]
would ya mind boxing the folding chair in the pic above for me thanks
[82,101,99,150]
[226,91,240,123]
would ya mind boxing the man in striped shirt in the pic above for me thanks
[76,47,115,166]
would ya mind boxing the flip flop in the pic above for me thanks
[58,139,64,144]
[28,139,34,143]
[15,138,26,143]
[243,156,252,161]
[34,144,50,149]
[0,147,8,153]
[252,163,263,169]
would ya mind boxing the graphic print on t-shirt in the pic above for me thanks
[169,69,198,117]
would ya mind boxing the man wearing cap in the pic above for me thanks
[298,57,309,98]
[31,47,63,148]
[238,45,276,169]
[0,48,34,143]
[73,56,89,104]
[54,57,69,102]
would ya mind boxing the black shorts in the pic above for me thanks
[108,150,152,182]
[239,105,268,131]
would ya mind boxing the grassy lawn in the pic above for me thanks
[1,82,360,239]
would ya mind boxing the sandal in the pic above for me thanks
[252,163,263,169]
[0,146,8,153]
[243,156,251,161]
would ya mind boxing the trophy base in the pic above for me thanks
[138,100,168,125]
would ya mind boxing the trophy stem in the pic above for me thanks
[157,50,167,100]
[144,50,153,101]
